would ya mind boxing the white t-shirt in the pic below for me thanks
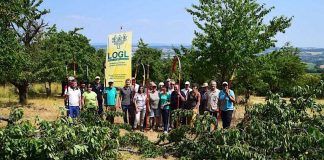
[134,93,147,109]
[208,89,220,112]
[133,84,139,93]
[181,88,192,99]
[64,87,81,106]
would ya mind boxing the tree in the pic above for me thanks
[258,45,306,95]
[37,27,104,95]
[186,0,292,83]
[0,0,49,104]
[132,39,170,83]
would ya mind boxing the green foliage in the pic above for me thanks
[234,44,307,98]
[132,39,171,83]
[186,0,292,83]
[1,83,323,159]
[257,45,306,95]
[37,27,105,83]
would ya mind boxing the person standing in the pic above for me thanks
[64,78,82,118]
[207,80,220,129]
[149,82,160,130]
[132,77,139,93]
[133,86,147,131]
[181,81,192,98]
[93,76,104,115]
[199,83,209,115]
[168,80,175,94]
[160,86,171,133]
[158,82,164,93]
[184,84,200,126]
[79,81,86,95]
[120,79,135,127]
[104,79,118,123]
[82,84,98,113]
[219,81,235,129]
[170,84,186,128]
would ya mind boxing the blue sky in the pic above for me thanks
[41,0,324,47]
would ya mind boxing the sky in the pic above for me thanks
[41,0,324,48]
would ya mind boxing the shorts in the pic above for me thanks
[149,108,160,117]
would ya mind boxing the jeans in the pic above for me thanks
[162,109,170,132]
[122,105,134,126]
[134,107,146,128]
[69,106,80,118]
[221,110,233,129]
[98,98,103,115]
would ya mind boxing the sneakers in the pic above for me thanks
[163,131,168,134]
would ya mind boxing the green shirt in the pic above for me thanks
[82,91,97,108]
[159,93,171,110]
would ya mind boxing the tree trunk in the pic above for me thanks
[18,85,28,104]
[45,82,52,97]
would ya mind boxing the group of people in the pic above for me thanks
[64,76,236,133]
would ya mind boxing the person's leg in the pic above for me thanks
[225,110,233,129]
[110,107,116,124]
[76,106,80,117]
[122,105,128,124]
[140,109,146,131]
[69,106,75,118]
[128,105,135,127]
[165,109,170,132]
[98,98,103,115]
[154,109,160,130]
[222,110,232,129]
[134,110,140,129]
[162,109,170,132]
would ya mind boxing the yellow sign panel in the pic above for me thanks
[105,32,132,87]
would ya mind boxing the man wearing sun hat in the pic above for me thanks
[199,82,209,115]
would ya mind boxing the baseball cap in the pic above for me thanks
[185,81,190,85]
[222,82,228,86]
[68,76,75,81]
[108,79,114,83]
[95,76,100,80]
[166,78,171,82]
[159,82,164,86]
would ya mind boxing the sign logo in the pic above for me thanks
[112,34,127,49]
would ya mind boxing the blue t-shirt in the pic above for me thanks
[104,87,117,106]
[219,90,235,111]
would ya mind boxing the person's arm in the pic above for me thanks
[178,91,186,101]
[226,90,236,103]
[133,94,138,112]
[195,92,201,109]
[78,91,82,110]
[81,94,85,108]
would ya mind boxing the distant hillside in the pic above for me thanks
[92,44,324,69]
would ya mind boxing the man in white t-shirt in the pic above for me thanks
[181,81,192,99]
[132,77,139,93]
[207,80,220,128]
[64,78,82,118]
